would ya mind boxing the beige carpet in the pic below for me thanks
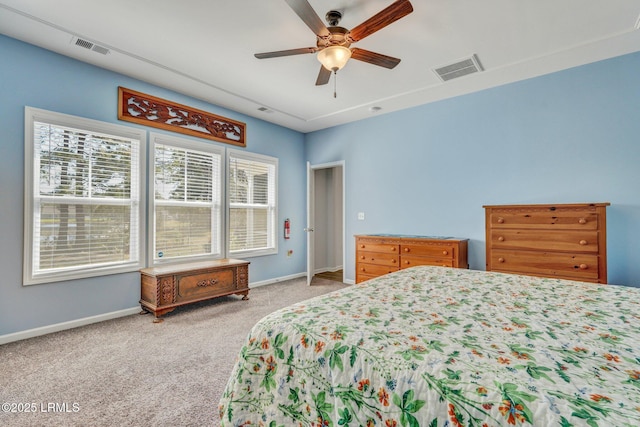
[0,276,347,427]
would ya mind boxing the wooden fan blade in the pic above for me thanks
[255,47,317,59]
[315,66,331,86]
[350,48,401,69]
[348,0,413,42]
[285,0,330,37]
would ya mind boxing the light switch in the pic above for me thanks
[357,212,365,220]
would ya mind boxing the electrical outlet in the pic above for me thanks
[287,249,293,257]
[357,212,365,220]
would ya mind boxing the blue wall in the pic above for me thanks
[305,51,640,287]
[0,35,307,336]
[2,33,639,338]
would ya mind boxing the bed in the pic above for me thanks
[219,266,640,426]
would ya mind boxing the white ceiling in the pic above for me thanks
[1,0,639,133]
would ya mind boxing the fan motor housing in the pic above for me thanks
[317,26,351,49]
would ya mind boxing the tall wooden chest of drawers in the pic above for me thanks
[355,234,469,284]
[484,203,609,283]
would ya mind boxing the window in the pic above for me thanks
[227,150,277,257]
[150,133,223,264]
[24,107,145,285]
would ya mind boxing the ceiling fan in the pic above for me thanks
[254,0,414,96]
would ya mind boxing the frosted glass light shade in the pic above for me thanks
[317,46,352,71]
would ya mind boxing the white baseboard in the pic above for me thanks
[0,307,141,345]
[1,272,341,345]
[314,265,343,274]
[250,272,307,288]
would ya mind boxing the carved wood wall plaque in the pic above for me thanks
[118,87,246,146]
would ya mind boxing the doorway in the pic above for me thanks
[306,162,344,284]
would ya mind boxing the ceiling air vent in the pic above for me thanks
[91,44,110,55]
[433,54,483,82]
[71,37,110,55]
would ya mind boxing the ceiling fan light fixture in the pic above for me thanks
[317,46,352,71]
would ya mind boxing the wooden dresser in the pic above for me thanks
[484,203,609,283]
[355,234,469,284]
[140,259,249,321]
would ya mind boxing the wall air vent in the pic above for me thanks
[71,37,110,55]
[433,54,483,82]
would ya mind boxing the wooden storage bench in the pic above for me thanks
[139,259,250,321]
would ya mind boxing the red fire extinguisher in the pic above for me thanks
[284,218,290,240]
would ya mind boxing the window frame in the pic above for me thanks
[148,132,225,266]
[23,107,146,285]
[226,149,278,258]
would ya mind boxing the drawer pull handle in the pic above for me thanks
[579,240,587,245]
[498,236,504,242]
[578,218,587,224]
[391,247,396,251]
[392,259,397,263]
[197,278,218,287]
[497,217,505,224]
[404,247,410,252]
[442,251,449,255]
[360,244,365,248]
[578,264,588,270]
[498,257,505,263]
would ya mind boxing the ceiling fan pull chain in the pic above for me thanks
[333,70,338,98]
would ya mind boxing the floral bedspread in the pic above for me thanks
[219,266,640,426]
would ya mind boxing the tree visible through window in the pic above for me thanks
[152,134,223,263]
[24,109,280,285]
[228,150,277,256]
[24,107,144,285]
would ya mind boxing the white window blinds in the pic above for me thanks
[24,107,145,285]
[228,150,277,256]
[152,134,223,263]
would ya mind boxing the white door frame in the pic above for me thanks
[306,160,345,285]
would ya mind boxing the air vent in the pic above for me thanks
[91,45,110,55]
[71,37,110,55]
[257,107,274,113]
[433,54,483,82]
[74,38,94,50]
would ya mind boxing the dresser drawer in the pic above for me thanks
[176,268,236,303]
[484,203,608,284]
[356,262,399,277]
[357,250,398,267]
[356,235,468,283]
[400,256,454,269]
[356,241,399,254]
[356,273,381,284]
[488,211,599,230]
[490,250,599,282]
[489,230,599,253]
[401,244,455,258]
